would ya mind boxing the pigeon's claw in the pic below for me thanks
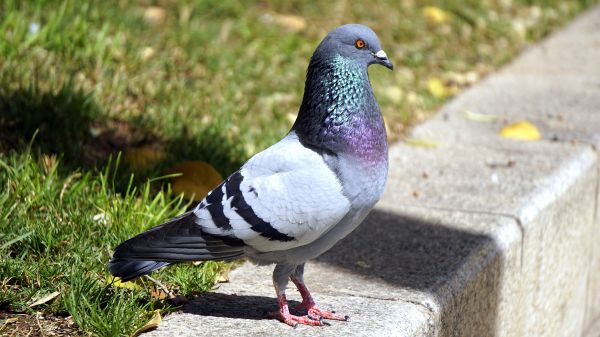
[268,310,324,327]
[269,294,325,327]
[290,276,350,321]
[308,306,349,321]
[291,302,349,321]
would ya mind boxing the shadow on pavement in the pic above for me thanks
[182,293,299,321]
[316,209,503,337]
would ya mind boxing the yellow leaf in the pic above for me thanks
[28,291,60,307]
[512,20,527,40]
[132,310,162,337]
[2,317,18,325]
[422,6,450,25]
[463,109,498,122]
[272,14,307,31]
[106,275,142,290]
[427,78,451,99]
[383,86,404,104]
[140,46,155,61]
[499,120,541,141]
[125,147,165,171]
[143,6,166,25]
[216,269,230,283]
[404,137,439,148]
[150,288,169,300]
[286,112,297,125]
[165,161,223,201]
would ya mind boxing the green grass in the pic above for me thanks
[0,0,597,336]
[0,149,229,336]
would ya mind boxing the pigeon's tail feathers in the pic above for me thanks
[108,212,245,281]
[108,259,170,282]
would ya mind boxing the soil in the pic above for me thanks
[0,312,86,337]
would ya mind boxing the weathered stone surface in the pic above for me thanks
[380,139,597,336]
[146,208,519,337]
[321,208,521,337]
[145,5,600,336]
[383,140,596,217]
[405,4,600,332]
[144,257,434,337]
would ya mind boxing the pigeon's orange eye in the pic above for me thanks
[355,39,365,49]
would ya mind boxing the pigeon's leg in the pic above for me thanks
[290,264,349,321]
[267,263,324,327]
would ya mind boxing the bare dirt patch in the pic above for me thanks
[0,312,85,337]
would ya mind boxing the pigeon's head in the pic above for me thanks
[312,24,393,71]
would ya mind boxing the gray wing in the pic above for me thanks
[194,132,351,252]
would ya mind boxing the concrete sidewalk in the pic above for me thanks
[146,5,600,337]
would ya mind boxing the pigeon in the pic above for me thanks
[109,23,393,327]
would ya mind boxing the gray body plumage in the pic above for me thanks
[243,131,387,265]
[109,24,392,318]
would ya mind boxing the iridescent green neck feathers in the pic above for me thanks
[293,54,387,163]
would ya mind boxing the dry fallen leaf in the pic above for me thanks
[383,86,404,104]
[165,161,223,201]
[216,269,230,283]
[286,112,297,125]
[427,78,451,99]
[512,20,528,40]
[447,71,480,87]
[140,47,155,61]
[106,275,142,290]
[3,317,18,324]
[499,120,541,141]
[132,310,162,337]
[125,147,165,171]
[29,291,60,307]
[463,109,498,122]
[272,14,307,31]
[143,6,166,25]
[150,288,169,300]
[422,6,450,25]
[1,317,18,332]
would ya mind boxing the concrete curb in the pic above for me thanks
[146,5,600,336]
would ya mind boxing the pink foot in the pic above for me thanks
[308,306,350,321]
[292,302,350,321]
[290,276,350,322]
[267,309,325,327]
[267,294,326,327]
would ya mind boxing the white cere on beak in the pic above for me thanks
[375,50,388,59]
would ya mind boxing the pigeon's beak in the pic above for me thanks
[373,50,393,71]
